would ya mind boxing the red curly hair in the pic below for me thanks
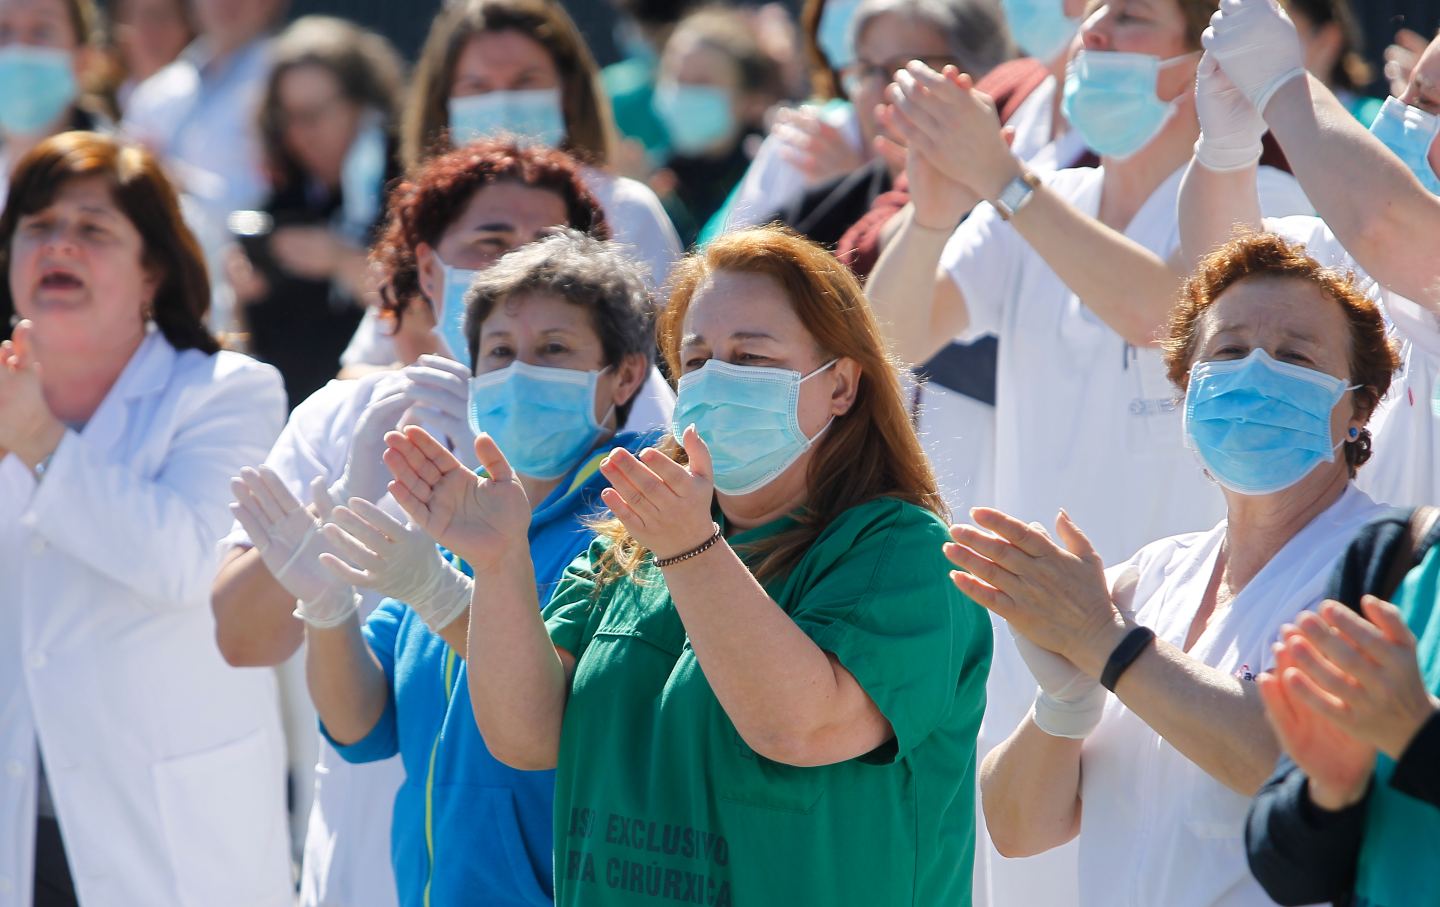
[372,140,608,327]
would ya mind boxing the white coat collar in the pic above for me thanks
[80,329,176,449]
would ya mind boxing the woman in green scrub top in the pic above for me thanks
[382,225,992,906]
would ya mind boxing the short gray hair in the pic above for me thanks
[462,230,656,424]
[852,0,1014,80]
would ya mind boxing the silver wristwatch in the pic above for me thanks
[993,171,1041,221]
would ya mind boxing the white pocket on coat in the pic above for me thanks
[151,729,291,907]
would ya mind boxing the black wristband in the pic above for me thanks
[1100,626,1156,692]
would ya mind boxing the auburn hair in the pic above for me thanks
[400,0,616,169]
[1164,231,1399,474]
[371,140,607,327]
[0,131,217,353]
[593,226,945,584]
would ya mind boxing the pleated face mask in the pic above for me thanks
[1184,349,1357,495]
[672,359,836,496]
[1002,0,1080,62]
[1061,49,1192,159]
[468,361,611,481]
[1369,96,1440,195]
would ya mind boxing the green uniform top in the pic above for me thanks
[542,495,992,907]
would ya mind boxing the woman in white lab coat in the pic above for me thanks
[945,232,1400,907]
[0,132,291,907]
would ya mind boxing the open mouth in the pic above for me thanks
[39,268,84,291]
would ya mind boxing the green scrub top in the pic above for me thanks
[543,496,992,906]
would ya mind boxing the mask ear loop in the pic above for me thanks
[797,359,843,445]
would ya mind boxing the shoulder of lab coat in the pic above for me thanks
[23,334,285,609]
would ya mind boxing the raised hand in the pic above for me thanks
[1202,0,1306,117]
[1283,597,1439,760]
[0,320,63,466]
[329,372,417,505]
[886,62,1018,201]
[597,425,717,561]
[319,495,472,632]
[772,105,867,185]
[400,354,478,470]
[944,507,1126,677]
[229,467,357,627]
[382,426,531,573]
[1258,638,1375,811]
[1193,52,1266,172]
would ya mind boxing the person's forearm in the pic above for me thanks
[436,609,469,656]
[1103,635,1280,795]
[465,557,569,771]
[211,546,305,666]
[1178,159,1265,271]
[1266,75,1440,309]
[305,617,390,746]
[865,204,966,365]
[333,243,375,302]
[1008,183,1184,347]
[661,543,883,767]
[979,716,1083,858]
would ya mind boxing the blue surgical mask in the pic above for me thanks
[1369,96,1440,195]
[1184,349,1357,495]
[1002,0,1080,62]
[338,109,388,243]
[1062,50,1191,160]
[448,88,566,149]
[672,359,837,496]
[468,362,612,480]
[817,0,861,71]
[0,46,76,135]
[652,81,735,156]
[434,259,481,367]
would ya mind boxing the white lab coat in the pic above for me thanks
[0,331,292,906]
[1078,485,1386,907]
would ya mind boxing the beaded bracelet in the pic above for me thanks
[654,522,723,568]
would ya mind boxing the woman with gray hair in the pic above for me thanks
[762,0,1014,248]
[232,228,656,905]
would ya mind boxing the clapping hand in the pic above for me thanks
[597,426,717,563]
[383,426,531,573]
[0,320,63,467]
[1202,0,1307,117]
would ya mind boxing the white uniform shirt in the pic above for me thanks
[1267,215,1440,509]
[0,332,291,907]
[578,166,682,292]
[221,374,407,907]
[1080,485,1386,907]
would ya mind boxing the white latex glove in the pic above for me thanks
[230,467,359,628]
[318,496,473,632]
[401,354,479,470]
[1013,626,1108,739]
[328,373,416,506]
[1202,0,1306,116]
[1193,52,1266,172]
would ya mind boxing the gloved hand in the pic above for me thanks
[328,373,417,506]
[1193,52,1266,172]
[318,496,473,632]
[400,354,479,470]
[230,467,358,628]
[1202,0,1306,117]
[1013,627,1108,739]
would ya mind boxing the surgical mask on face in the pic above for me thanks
[672,359,838,496]
[448,88,566,149]
[338,109,388,243]
[468,361,612,480]
[1368,96,1440,195]
[0,46,76,135]
[1001,0,1080,62]
[652,81,736,156]
[817,0,861,71]
[433,258,482,367]
[1184,349,1358,495]
[1061,50,1192,160]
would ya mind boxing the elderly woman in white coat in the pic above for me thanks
[945,232,1401,907]
[0,132,291,907]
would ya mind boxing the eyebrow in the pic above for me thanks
[681,330,778,346]
[470,221,517,233]
[1211,324,1322,345]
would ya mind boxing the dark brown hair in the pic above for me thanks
[0,131,217,353]
[800,0,841,99]
[257,16,406,193]
[1164,231,1398,473]
[593,226,945,584]
[371,140,607,327]
[400,0,615,169]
